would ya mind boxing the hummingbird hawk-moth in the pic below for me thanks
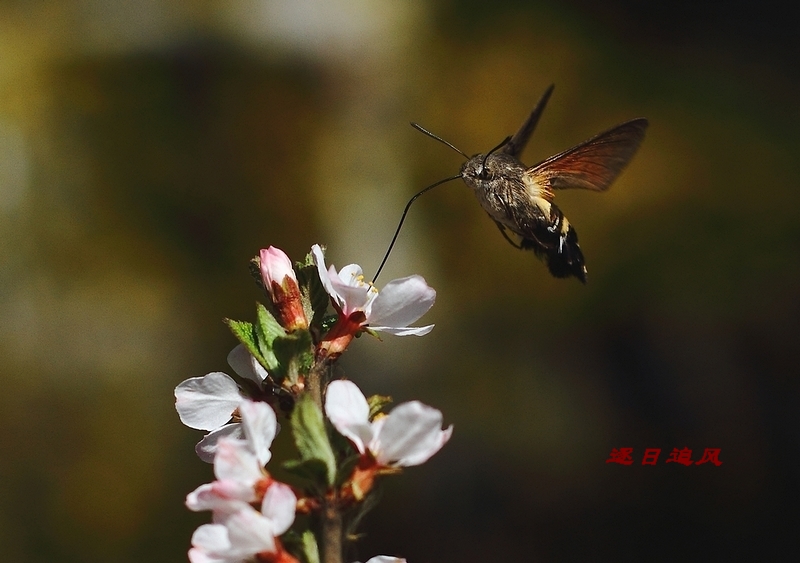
[372,85,648,284]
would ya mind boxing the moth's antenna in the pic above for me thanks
[372,173,462,284]
[371,122,468,284]
[410,122,469,159]
[481,135,512,172]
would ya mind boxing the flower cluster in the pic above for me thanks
[185,400,297,563]
[175,245,449,563]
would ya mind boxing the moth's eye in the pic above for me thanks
[478,166,490,180]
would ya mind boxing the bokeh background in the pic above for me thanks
[2,1,799,561]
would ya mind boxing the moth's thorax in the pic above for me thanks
[460,152,551,227]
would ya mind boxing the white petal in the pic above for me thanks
[225,506,277,555]
[368,275,435,328]
[330,266,373,315]
[369,324,434,336]
[190,524,232,561]
[188,546,228,563]
[312,244,343,309]
[175,373,243,430]
[213,438,264,485]
[239,400,277,466]
[260,481,297,536]
[337,263,365,287]
[372,401,452,467]
[211,481,259,508]
[227,344,268,384]
[196,423,243,463]
[186,483,216,512]
[186,483,255,512]
[324,380,373,454]
[365,557,407,563]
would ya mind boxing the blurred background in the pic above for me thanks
[2,1,799,561]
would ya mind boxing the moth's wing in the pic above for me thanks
[502,84,555,159]
[527,118,648,191]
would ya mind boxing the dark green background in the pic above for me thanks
[2,1,798,561]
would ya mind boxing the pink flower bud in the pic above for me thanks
[259,247,308,331]
[260,247,297,291]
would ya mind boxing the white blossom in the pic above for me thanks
[325,380,452,467]
[312,244,435,336]
[175,345,269,462]
[188,482,297,563]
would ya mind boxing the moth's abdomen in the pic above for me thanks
[520,205,587,283]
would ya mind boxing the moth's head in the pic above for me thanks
[460,152,520,191]
[460,154,486,188]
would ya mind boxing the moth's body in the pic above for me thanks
[451,85,647,283]
[384,84,647,285]
[461,150,585,281]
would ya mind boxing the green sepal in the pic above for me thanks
[301,530,320,563]
[290,394,337,487]
[255,302,286,371]
[225,318,268,369]
[295,250,331,329]
[248,256,266,292]
[367,394,393,420]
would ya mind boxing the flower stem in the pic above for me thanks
[306,358,342,563]
[321,493,343,563]
[306,357,328,411]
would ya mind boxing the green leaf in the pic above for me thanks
[278,531,305,563]
[291,394,337,486]
[225,319,268,368]
[301,530,320,563]
[328,421,356,455]
[255,303,286,371]
[295,250,331,329]
[345,485,382,540]
[283,458,332,484]
[334,453,361,487]
[272,329,314,384]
